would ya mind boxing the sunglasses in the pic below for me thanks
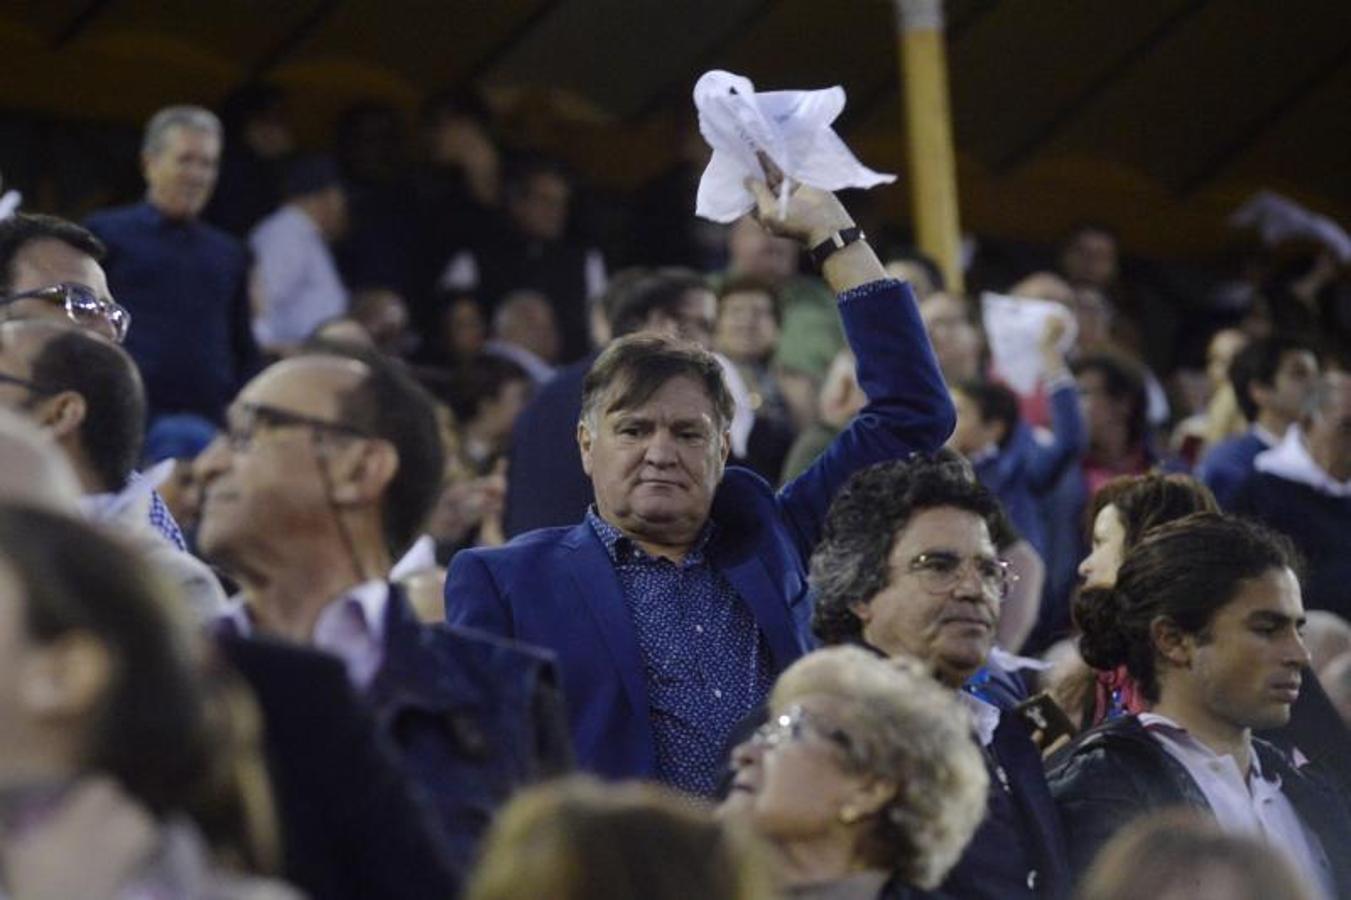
[0,283,131,343]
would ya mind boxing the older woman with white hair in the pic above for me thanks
[721,646,988,899]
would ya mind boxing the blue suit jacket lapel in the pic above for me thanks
[710,543,802,672]
[562,523,651,726]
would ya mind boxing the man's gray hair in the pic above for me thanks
[142,105,223,158]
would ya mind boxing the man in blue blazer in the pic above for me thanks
[445,175,956,794]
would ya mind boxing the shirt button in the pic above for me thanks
[1027,870,1038,890]
[713,689,723,699]
[695,625,704,634]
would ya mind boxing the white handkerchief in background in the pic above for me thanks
[692,70,895,223]
[982,292,1076,396]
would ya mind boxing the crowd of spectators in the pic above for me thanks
[0,84,1348,900]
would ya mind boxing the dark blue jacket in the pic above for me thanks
[1196,428,1269,509]
[502,354,596,538]
[973,379,1085,558]
[369,587,571,874]
[86,202,258,422]
[1049,715,1351,895]
[216,635,461,900]
[445,279,955,780]
[940,713,1071,900]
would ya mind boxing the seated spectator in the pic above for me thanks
[204,83,295,238]
[1234,371,1351,620]
[470,776,771,900]
[1051,513,1351,896]
[714,274,795,477]
[0,319,227,618]
[439,157,604,363]
[250,155,349,352]
[349,286,411,357]
[918,291,982,384]
[1076,810,1317,900]
[948,316,1084,560]
[881,246,944,301]
[195,344,570,874]
[809,459,1070,899]
[142,412,219,547]
[1051,474,1217,728]
[485,288,560,385]
[778,347,866,484]
[438,353,533,474]
[1197,334,1320,507]
[721,646,988,899]
[426,292,489,366]
[1169,327,1248,466]
[1036,352,1154,646]
[0,504,294,898]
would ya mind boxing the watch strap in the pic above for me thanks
[808,227,865,269]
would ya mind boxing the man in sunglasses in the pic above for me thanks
[0,212,186,551]
[195,344,571,879]
[807,458,1070,900]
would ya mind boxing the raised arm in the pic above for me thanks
[745,175,955,559]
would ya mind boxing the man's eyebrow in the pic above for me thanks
[1246,610,1305,628]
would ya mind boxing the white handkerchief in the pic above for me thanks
[692,70,895,223]
[982,292,1077,396]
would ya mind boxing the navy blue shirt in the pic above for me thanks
[86,202,258,422]
[586,508,773,796]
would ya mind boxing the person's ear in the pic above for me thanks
[718,428,731,467]
[34,390,87,442]
[849,600,874,626]
[840,776,898,824]
[578,420,594,476]
[19,633,112,720]
[1150,615,1193,669]
[331,439,398,505]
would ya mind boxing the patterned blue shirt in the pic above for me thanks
[586,508,773,796]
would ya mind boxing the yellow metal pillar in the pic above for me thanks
[895,0,964,294]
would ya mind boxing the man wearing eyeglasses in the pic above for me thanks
[194,344,570,878]
[809,458,1070,900]
[86,104,258,424]
[0,212,186,551]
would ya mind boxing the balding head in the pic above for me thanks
[0,406,81,512]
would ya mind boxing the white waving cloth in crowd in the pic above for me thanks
[692,69,895,223]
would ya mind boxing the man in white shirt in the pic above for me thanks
[1050,512,1351,899]
[249,155,349,351]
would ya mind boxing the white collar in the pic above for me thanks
[1138,712,1268,782]
[958,691,1002,748]
[78,460,174,525]
[218,579,389,642]
[1254,426,1351,497]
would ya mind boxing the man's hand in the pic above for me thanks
[743,154,856,247]
[1039,313,1071,379]
[2,778,157,900]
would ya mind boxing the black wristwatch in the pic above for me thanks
[808,227,866,269]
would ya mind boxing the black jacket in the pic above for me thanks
[217,635,462,900]
[1048,715,1351,894]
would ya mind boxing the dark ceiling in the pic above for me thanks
[0,0,1347,258]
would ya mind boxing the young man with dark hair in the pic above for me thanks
[1197,335,1320,508]
[196,346,570,877]
[0,213,127,343]
[1051,513,1351,898]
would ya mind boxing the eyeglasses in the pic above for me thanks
[908,551,1014,599]
[224,402,370,452]
[752,705,865,768]
[0,372,56,396]
[0,283,131,344]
